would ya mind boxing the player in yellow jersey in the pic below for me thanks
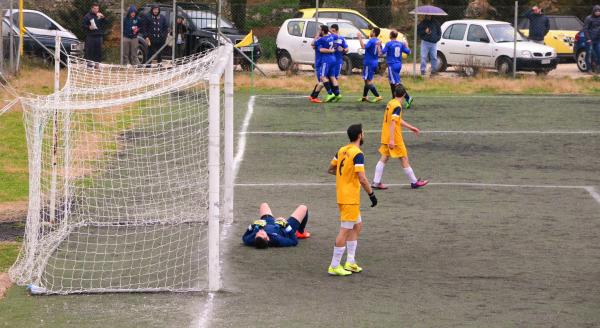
[327,124,378,276]
[372,85,429,190]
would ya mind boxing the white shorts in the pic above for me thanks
[340,216,362,229]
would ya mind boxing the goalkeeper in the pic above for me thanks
[242,203,311,249]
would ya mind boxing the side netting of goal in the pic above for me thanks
[9,45,234,294]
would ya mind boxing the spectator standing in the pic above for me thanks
[123,5,140,65]
[174,16,187,58]
[417,15,441,76]
[583,5,600,73]
[82,3,106,64]
[523,6,550,45]
[143,5,168,64]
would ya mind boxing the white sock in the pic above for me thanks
[346,240,357,264]
[373,161,385,184]
[404,166,418,184]
[330,246,346,268]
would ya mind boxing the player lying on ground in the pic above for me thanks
[381,29,413,108]
[358,28,383,103]
[327,124,378,276]
[242,203,311,249]
[372,85,429,190]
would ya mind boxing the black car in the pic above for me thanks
[138,3,261,67]
[2,10,83,65]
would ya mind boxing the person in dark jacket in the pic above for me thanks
[174,16,188,58]
[143,5,168,63]
[123,5,140,65]
[583,5,600,73]
[417,15,441,76]
[242,203,310,249]
[523,6,550,44]
[82,3,106,64]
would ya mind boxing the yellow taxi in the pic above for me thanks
[518,15,584,61]
[294,8,406,45]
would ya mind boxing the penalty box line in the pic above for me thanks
[241,130,600,136]
[235,182,600,206]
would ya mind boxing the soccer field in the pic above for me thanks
[1,92,600,327]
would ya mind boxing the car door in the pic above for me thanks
[439,23,468,65]
[466,24,493,68]
[297,20,318,64]
[283,20,307,62]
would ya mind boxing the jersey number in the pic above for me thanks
[338,158,346,176]
[394,47,401,58]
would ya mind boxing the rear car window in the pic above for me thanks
[443,23,467,40]
[287,21,305,37]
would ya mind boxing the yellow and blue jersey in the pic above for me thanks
[380,98,404,145]
[331,144,365,205]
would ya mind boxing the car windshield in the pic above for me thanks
[184,9,234,29]
[330,21,366,39]
[554,17,583,31]
[487,24,525,42]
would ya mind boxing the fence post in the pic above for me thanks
[513,1,518,79]
[9,0,14,74]
[413,0,418,79]
[120,0,124,65]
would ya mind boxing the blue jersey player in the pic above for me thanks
[313,25,342,103]
[309,30,325,103]
[358,27,382,103]
[242,203,310,249]
[330,24,348,81]
[382,30,413,108]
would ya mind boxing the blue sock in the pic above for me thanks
[369,84,380,97]
[332,85,340,96]
[323,82,332,94]
[404,92,411,101]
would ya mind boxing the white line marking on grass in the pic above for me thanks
[242,130,600,136]
[254,95,308,99]
[194,96,256,328]
[584,187,600,205]
[234,182,588,189]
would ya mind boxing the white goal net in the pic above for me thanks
[9,45,234,294]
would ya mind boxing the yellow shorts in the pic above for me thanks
[379,143,407,158]
[338,204,361,222]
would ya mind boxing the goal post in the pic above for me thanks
[10,44,234,295]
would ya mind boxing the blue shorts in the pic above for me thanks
[315,61,321,82]
[387,63,402,84]
[332,61,343,78]
[319,61,336,79]
[362,62,378,81]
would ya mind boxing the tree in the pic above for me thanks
[366,0,392,27]
[299,0,322,7]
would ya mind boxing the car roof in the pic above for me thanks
[286,17,352,24]
[444,19,510,25]
[298,8,364,14]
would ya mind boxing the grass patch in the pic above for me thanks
[0,111,28,203]
[0,242,21,273]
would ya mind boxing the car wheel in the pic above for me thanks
[136,46,147,64]
[342,56,352,75]
[436,52,447,72]
[277,50,292,71]
[496,57,513,75]
[576,49,588,72]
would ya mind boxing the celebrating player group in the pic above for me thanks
[309,25,414,109]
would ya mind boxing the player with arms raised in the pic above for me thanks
[327,124,378,276]
[372,85,428,190]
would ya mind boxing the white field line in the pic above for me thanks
[254,94,600,101]
[584,187,600,205]
[234,182,589,189]
[195,96,257,328]
[242,130,600,136]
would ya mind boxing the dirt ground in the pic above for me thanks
[0,202,27,223]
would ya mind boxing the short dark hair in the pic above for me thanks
[91,3,99,8]
[390,30,398,39]
[347,124,363,142]
[320,25,329,34]
[255,236,269,249]
[330,24,339,32]
[394,84,407,98]
[372,27,381,37]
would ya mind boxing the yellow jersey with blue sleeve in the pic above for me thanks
[380,98,404,145]
[331,144,365,205]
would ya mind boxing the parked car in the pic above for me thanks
[293,8,406,46]
[276,18,371,74]
[573,29,597,72]
[2,9,83,65]
[518,15,583,61]
[436,19,558,75]
[139,3,261,68]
